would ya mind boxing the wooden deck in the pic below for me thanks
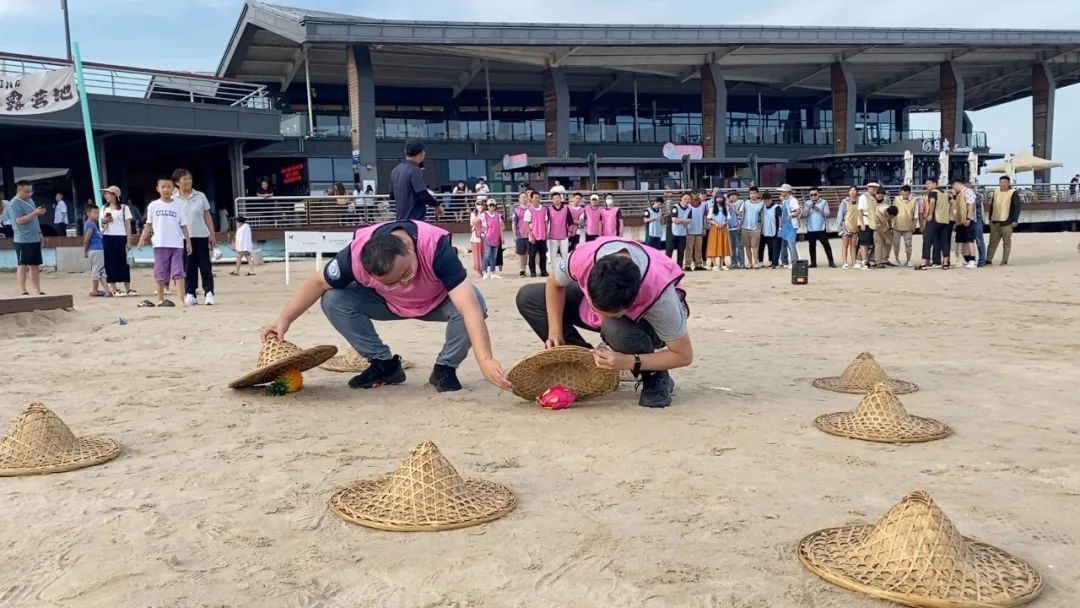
[0,294,74,315]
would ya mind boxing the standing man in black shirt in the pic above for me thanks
[390,140,442,221]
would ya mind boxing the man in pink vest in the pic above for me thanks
[583,194,604,242]
[523,190,549,278]
[546,192,572,268]
[600,195,623,237]
[568,192,586,251]
[515,237,693,408]
[261,220,512,393]
[511,191,531,278]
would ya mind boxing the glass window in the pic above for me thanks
[467,159,487,180]
[447,120,462,140]
[425,119,447,140]
[333,157,353,182]
[384,118,406,139]
[308,158,334,182]
[448,160,468,182]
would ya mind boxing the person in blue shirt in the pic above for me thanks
[759,191,783,268]
[778,184,802,267]
[801,187,836,268]
[669,193,692,269]
[642,196,664,250]
[83,205,111,296]
[725,191,744,269]
[685,192,708,271]
[740,187,765,269]
[3,180,46,295]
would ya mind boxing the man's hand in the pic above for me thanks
[434,205,446,219]
[34,206,46,216]
[260,318,290,342]
[545,335,565,349]
[209,234,217,247]
[1011,222,1018,229]
[478,357,513,391]
[591,349,633,371]
[185,241,193,255]
[528,234,535,243]
[138,237,147,248]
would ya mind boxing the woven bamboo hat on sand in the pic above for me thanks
[329,440,516,532]
[0,403,121,476]
[799,490,1043,608]
[815,382,951,444]
[813,352,919,394]
[506,345,620,401]
[228,337,337,389]
[320,348,414,373]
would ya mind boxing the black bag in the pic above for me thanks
[791,260,809,285]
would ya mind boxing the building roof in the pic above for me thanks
[219,0,1080,110]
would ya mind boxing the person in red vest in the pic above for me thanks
[515,236,693,408]
[260,219,512,393]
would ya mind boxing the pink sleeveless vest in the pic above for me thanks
[566,237,686,330]
[349,221,450,318]
[514,206,529,239]
[570,206,585,230]
[584,206,603,236]
[600,207,620,236]
[483,211,502,247]
[528,206,548,240]
[547,205,570,240]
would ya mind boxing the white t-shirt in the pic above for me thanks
[101,205,131,236]
[176,189,211,238]
[857,193,874,226]
[146,199,188,248]
[54,200,68,224]
[549,184,566,195]
[233,223,253,252]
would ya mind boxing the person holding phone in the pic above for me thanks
[2,180,46,295]
[101,185,136,296]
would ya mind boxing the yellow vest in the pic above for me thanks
[992,189,1013,223]
[892,196,916,232]
[933,195,953,224]
[843,200,860,232]
[868,201,882,229]
[952,190,971,224]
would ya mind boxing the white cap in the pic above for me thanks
[589,194,600,201]
[867,181,881,188]
[779,184,793,192]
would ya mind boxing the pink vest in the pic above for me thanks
[482,211,502,247]
[547,205,570,240]
[566,237,686,330]
[528,206,548,240]
[471,212,484,241]
[349,221,450,318]
[584,206,603,236]
[514,206,529,239]
[601,207,620,236]
[570,206,586,230]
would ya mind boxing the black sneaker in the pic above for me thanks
[638,371,673,408]
[519,270,526,277]
[539,271,549,277]
[429,364,462,392]
[348,355,406,389]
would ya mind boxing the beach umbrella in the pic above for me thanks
[985,151,1061,177]
[902,150,914,186]
[937,150,949,184]
[967,151,979,183]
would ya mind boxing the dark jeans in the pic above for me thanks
[527,239,548,275]
[185,237,214,296]
[931,221,954,266]
[568,234,580,252]
[515,282,663,354]
[806,230,834,266]
[974,215,986,264]
[585,234,599,243]
[759,234,781,267]
[645,236,662,250]
[921,221,937,261]
[668,235,686,268]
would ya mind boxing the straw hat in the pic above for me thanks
[0,403,121,476]
[815,383,951,444]
[329,440,516,532]
[320,348,414,373]
[506,345,620,402]
[799,490,1043,608]
[812,352,918,395]
[228,337,337,389]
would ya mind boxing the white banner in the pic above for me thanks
[0,67,79,116]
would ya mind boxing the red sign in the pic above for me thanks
[280,162,304,185]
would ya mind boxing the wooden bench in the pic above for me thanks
[0,295,74,315]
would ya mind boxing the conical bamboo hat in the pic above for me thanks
[813,352,918,394]
[815,383,951,443]
[0,403,121,476]
[228,337,337,388]
[329,441,516,532]
[320,348,414,373]
[507,346,620,401]
[799,490,1042,608]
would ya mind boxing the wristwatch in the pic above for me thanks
[632,354,642,377]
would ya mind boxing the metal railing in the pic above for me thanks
[0,51,270,109]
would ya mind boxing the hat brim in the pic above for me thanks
[812,377,919,395]
[330,475,516,532]
[0,435,120,476]
[507,346,620,401]
[320,353,414,373]
[814,411,951,443]
[228,345,338,388]
[798,525,1043,608]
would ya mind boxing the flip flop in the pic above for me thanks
[159,299,176,307]
[137,300,156,308]
[21,292,29,296]
[246,273,255,276]
[229,271,239,276]
[127,289,138,295]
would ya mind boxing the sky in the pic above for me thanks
[1,0,1078,182]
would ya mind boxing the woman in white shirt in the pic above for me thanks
[100,185,136,295]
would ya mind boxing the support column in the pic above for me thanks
[227,140,245,205]
[543,67,569,158]
[1032,62,1055,184]
[700,64,727,158]
[94,135,108,189]
[830,62,856,154]
[347,44,378,187]
[939,61,964,147]
[2,155,14,199]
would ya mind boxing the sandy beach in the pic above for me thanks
[2,231,1079,608]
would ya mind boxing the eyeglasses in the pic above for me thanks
[384,266,416,291]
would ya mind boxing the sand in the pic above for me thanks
[1,232,1078,608]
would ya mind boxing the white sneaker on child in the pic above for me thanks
[184,294,197,306]
[204,292,215,305]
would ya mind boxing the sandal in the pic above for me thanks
[159,299,176,307]
[127,289,138,296]
[229,271,239,276]
[137,300,156,308]
[246,273,255,276]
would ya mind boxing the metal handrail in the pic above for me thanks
[0,51,269,109]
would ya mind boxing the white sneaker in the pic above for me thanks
[205,291,216,305]
[965,261,977,269]
[492,273,502,279]
[184,294,197,306]
[721,266,729,271]
[842,263,850,269]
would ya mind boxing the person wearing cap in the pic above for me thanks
[100,185,136,295]
[515,235,692,408]
[801,187,835,268]
[390,140,442,222]
[584,194,604,242]
[777,184,801,267]
[260,219,511,393]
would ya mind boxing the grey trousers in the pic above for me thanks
[514,282,663,354]
[320,283,487,368]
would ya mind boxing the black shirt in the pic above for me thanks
[390,159,437,221]
[255,186,274,197]
[323,221,466,292]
